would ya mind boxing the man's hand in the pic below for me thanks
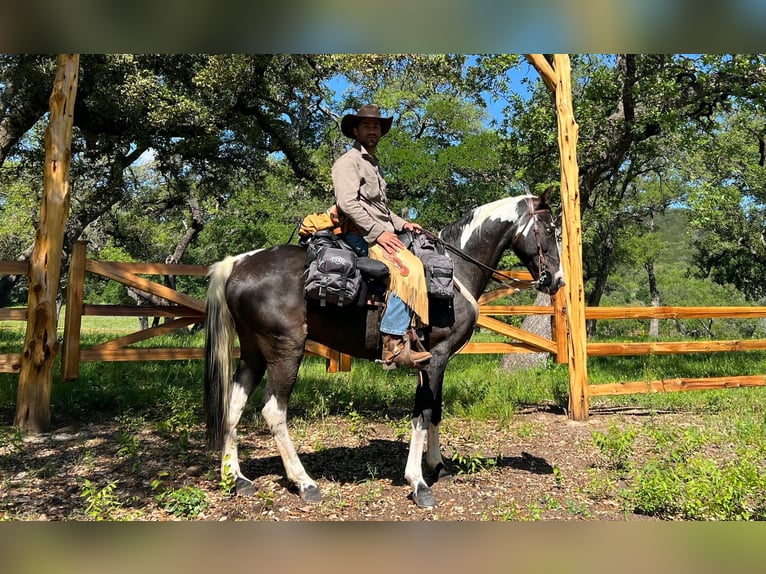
[403,222,424,234]
[377,223,424,255]
[376,230,404,255]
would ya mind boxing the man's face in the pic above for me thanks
[354,118,382,149]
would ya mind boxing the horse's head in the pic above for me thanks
[512,189,564,295]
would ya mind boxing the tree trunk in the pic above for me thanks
[645,260,660,338]
[500,291,553,371]
[15,54,79,433]
[585,229,616,337]
[124,190,205,330]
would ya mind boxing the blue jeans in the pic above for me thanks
[340,233,413,336]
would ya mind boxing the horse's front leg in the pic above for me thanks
[261,362,321,503]
[404,369,439,508]
[426,423,452,481]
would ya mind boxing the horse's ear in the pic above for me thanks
[540,185,554,204]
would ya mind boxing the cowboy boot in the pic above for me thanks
[381,334,405,369]
[382,333,432,369]
[405,328,433,366]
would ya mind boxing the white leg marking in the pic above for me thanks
[221,381,251,480]
[262,395,317,492]
[405,417,428,492]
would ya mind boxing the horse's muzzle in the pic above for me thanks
[538,269,565,294]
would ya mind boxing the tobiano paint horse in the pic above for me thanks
[204,190,564,508]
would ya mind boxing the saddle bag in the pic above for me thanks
[412,234,454,300]
[304,245,362,307]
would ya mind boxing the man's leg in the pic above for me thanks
[380,294,431,367]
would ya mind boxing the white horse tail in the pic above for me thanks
[204,256,237,451]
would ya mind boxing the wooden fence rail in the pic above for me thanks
[0,261,29,373]
[4,244,766,412]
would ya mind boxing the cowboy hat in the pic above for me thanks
[341,104,393,138]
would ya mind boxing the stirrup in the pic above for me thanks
[381,332,431,369]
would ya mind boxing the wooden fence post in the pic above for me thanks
[61,241,87,381]
[527,54,589,420]
[553,288,568,363]
[553,54,589,420]
[14,54,79,433]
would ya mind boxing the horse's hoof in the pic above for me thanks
[235,477,257,496]
[300,484,322,503]
[411,485,436,508]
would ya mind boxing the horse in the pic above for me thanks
[204,190,564,508]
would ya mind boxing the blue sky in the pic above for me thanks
[326,56,535,128]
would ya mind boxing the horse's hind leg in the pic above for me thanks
[261,357,321,503]
[222,358,265,496]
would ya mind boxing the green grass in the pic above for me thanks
[4,324,766,426]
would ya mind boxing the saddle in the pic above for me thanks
[301,229,455,353]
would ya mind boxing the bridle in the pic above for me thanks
[520,196,554,290]
[424,196,555,291]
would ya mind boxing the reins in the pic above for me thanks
[421,197,552,291]
[421,230,537,291]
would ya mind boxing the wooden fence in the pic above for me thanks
[0,261,29,374]
[4,243,766,411]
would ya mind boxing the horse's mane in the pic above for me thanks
[438,210,476,245]
[438,194,534,247]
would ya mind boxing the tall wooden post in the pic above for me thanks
[14,54,80,433]
[526,54,589,420]
[61,240,87,381]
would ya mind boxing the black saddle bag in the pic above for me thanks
[412,234,454,300]
[304,245,362,307]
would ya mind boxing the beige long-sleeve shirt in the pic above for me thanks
[332,143,408,244]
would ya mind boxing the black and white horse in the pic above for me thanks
[204,191,564,508]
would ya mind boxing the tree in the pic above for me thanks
[0,54,335,306]
[14,54,79,433]
[685,107,766,301]
[503,54,766,314]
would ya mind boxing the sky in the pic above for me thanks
[327,56,535,129]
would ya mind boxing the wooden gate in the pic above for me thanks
[59,241,353,379]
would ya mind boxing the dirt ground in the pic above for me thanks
[1,406,670,521]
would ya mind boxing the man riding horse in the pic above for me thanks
[332,104,432,369]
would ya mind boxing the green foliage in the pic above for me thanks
[154,485,209,519]
[451,452,498,475]
[219,455,236,497]
[79,479,124,521]
[592,423,638,471]
[5,54,766,320]
[625,451,766,521]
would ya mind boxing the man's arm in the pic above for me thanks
[332,156,386,240]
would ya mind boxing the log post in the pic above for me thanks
[14,54,79,432]
[552,55,589,420]
[61,240,87,381]
[527,54,589,420]
[552,288,568,363]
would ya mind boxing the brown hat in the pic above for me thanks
[341,104,393,139]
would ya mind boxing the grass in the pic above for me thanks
[5,319,766,424]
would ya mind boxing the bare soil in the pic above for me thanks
[1,406,675,521]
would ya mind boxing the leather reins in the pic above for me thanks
[422,197,552,291]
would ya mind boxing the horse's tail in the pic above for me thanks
[204,256,237,452]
